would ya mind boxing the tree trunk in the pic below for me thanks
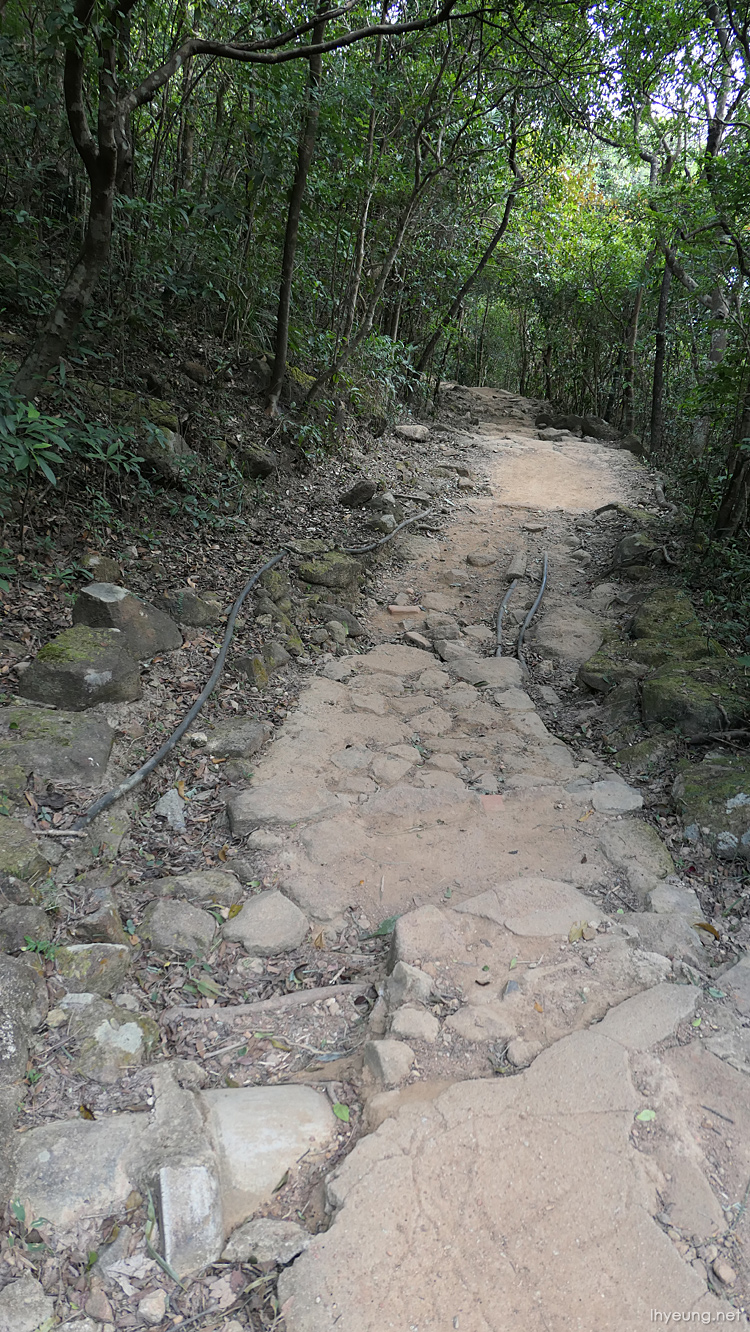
[415,177,519,375]
[649,261,672,453]
[715,389,750,538]
[304,192,418,404]
[266,13,326,416]
[621,286,643,433]
[13,172,115,398]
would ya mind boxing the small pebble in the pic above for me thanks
[712,1259,736,1287]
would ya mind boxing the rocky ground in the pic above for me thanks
[1,384,749,1331]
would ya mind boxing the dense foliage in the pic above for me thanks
[0,0,748,550]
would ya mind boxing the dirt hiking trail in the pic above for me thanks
[213,386,749,1330]
[8,386,750,1332]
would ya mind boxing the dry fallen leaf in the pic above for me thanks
[534,1001,544,1013]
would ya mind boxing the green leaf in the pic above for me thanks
[635,1109,657,1122]
[10,1199,25,1224]
[195,975,222,997]
[708,987,726,999]
[332,1103,350,1122]
[361,914,401,939]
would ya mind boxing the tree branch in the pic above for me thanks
[122,0,472,116]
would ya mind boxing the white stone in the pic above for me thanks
[364,1039,415,1086]
[222,1217,311,1264]
[159,1163,223,1279]
[591,780,643,813]
[222,890,308,955]
[137,1288,168,1327]
[154,788,186,831]
[0,1276,55,1332]
[391,1006,440,1043]
[199,1085,336,1231]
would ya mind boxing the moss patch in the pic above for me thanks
[37,625,120,664]
[297,551,362,591]
[673,754,750,860]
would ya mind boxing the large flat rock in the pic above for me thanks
[227,777,340,833]
[200,1085,336,1232]
[530,605,604,667]
[279,1005,736,1330]
[0,705,115,788]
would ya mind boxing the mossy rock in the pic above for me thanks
[0,819,50,903]
[615,531,659,566]
[287,365,315,390]
[630,589,701,643]
[260,569,291,603]
[19,626,141,711]
[55,942,131,996]
[239,441,277,480]
[598,679,643,748]
[0,705,115,790]
[70,998,159,1084]
[615,735,676,777]
[641,666,748,736]
[84,381,179,434]
[236,654,269,687]
[673,754,750,860]
[577,633,649,693]
[296,551,363,592]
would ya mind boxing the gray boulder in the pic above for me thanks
[0,1275,55,1332]
[0,820,49,905]
[581,414,619,441]
[18,626,141,710]
[312,602,366,636]
[140,899,216,956]
[339,478,377,508]
[155,870,243,906]
[0,705,115,789]
[73,583,182,658]
[155,588,224,626]
[0,904,51,953]
[222,890,308,955]
[0,953,49,1029]
[205,717,273,760]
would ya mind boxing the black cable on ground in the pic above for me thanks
[73,551,287,829]
[495,580,518,657]
[516,552,548,669]
[339,508,434,554]
[73,507,436,828]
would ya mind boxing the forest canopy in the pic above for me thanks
[0,0,748,540]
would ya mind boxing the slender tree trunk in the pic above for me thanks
[621,286,643,433]
[649,261,672,453]
[266,12,326,415]
[14,169,116,398]
[341,25,384,345]
[715,388,750,538]
[415,174,520,374]
[304,191,419,404]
